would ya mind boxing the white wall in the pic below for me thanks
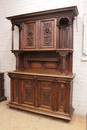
[0,0,87,115]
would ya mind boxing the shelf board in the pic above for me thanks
[11,49,73,53]
[8,70,75,79]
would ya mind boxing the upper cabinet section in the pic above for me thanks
[6,6,78,51]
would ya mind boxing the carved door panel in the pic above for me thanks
[22,21,38,49]
[37,80,55,111]
[21,79,35,106]
[12,78,19,103]
[57,83,70,113]
[39,19,56,49]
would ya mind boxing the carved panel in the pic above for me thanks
[27,24,34,46]
[58,83,66,112]
[42,91,51,106]
[23,22,36,49]
[38,81,53,110]
[40,19,56,49]
[22,80,35,105]
[24,87,33,102]
[44,22,52,45]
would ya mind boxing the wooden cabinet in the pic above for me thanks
[7,6,78,120]
[0,73,7,101]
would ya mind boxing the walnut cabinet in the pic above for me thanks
[7,6,78,120]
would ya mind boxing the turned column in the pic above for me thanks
[18,24,22,49]
[11,23,14,50]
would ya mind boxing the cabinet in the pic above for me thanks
[7,6,78,120]
[0,73,7,101]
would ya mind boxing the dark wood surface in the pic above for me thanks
[7,6,78,120]
[0,73,7,101]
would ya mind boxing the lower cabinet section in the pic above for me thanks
[8,73,74,120]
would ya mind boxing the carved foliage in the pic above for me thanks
[43,22,52,45]
[40,82,52,106]
[42,91,50,105]
[23,81,34,102]
[25,88,32,102]
[27,24,34,46]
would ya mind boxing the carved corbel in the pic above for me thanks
[58,51,70,74]
[12,51,22,71]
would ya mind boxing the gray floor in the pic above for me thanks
[0,101,86,130]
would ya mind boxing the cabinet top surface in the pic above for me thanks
[6,6,78,21]
[8,70,75,79]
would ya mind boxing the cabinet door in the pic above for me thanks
[39,19,56,49]
[21,79,36,106]
[37,80,55,111]
[22,21,38,49]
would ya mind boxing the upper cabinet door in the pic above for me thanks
[22,21,38,49]
[39,19,56,49]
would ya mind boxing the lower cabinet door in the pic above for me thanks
[37,80,55,111]
[21,79,36,106]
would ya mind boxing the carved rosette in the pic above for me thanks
[44,22,52,45]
